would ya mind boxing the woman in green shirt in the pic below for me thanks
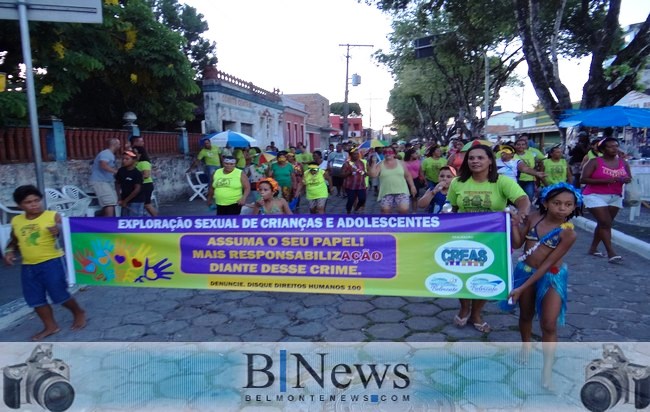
[367,148,417,214]
[132,146,157,216]
[541,146,571,186]
[268,151,296,203]
[447,144,530,334]
[421,145,448,190]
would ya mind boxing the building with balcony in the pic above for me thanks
[329,112,363,144]
[202,66,284,150]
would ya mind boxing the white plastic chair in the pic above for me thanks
[150,190,160,210]
[186,172,208,201]
[0,223,12,249]
[62,185,97,202]
[629,174,650,222]
[45,188,91,217]
[62,185,101,217]
[0,202,22,249]
[0,202,23,225]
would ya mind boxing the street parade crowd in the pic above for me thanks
[3,129,633,381]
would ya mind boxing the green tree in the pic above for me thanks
[375,5,523,139]
[149,0,218,75]
[0,0,206,129]
[368,0,650,127]
[0,89,27,127]
[330,102,362,115]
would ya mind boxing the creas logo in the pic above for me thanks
[434,240,495,273]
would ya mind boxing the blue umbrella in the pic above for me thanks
[208,130,258,148]
[559,106,650,128]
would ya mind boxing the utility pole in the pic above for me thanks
[339,43,373,141]
[484,52,490,134]
[365,94,384,131]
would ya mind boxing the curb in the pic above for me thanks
[572,216,650,260]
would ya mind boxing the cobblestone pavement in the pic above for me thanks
[1,189,649,342]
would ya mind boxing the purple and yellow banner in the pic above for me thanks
[63,213,512,300]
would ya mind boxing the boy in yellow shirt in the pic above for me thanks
[3,185,86,340]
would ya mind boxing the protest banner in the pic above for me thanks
[63,213,512,300]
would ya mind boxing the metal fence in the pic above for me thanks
[1,127,203,163]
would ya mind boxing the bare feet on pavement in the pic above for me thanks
[71,311,87,330]
[31,327,60,341]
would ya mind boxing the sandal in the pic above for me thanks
[590,251,606,257]
[608,256,623,264]
[473,322,492,333]
[453,314,470,327]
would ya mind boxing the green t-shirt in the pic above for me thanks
[234,149,246,169]
[542,158,568,185]
[298,151,313,164]
[587,150,601,160]
[212,168,243,205]
[447,175,526,212]
[136,160,153,184]
[515,149,544,182]
[421,157,448,183]
[271,163,293,188]
[303,169,329,200]
[198,147,221,167]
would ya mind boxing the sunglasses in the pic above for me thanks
[223,161,236,165]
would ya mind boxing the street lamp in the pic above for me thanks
[339,43,373,141]
[122,111,137,127]
[122,111,140,142]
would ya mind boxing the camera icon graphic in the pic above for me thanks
[581,344,650,412]
[3,344,75,412]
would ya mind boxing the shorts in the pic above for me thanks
[21,257,71,308]
[308,198,327,210]
[216,203,242,215]
[91,181,118,207]
[121,202,144,217]
[583,193,623,209]
[379,193,410,209]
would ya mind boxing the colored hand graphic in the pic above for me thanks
[111,240,159,282]
[87,240,116,281]
[74,250,96,275]
[135,258,174,282]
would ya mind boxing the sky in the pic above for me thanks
[184,0,650,130]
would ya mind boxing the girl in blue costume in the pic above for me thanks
[506,182,582,388]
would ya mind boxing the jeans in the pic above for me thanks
[121,202,145,217]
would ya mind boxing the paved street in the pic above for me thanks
[1,190,649,342]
